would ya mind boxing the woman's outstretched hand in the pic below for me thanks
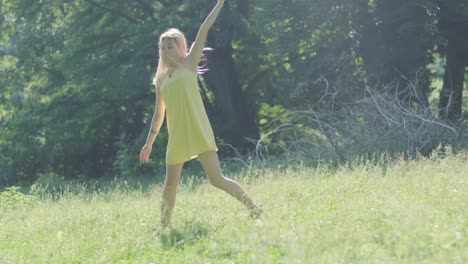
[139,144,152,164]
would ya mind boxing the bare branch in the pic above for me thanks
[249,71,462,163]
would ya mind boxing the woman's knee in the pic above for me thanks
[164,174,180,189]
[164,180,178,191]
[209,174,227,188]
[164,163,183,190]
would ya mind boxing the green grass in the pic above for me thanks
[1,152,467,263]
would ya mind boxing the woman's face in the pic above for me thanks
[160,38,179,65]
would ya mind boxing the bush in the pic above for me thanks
[112,133,166,180]
[0,186,38,209]
[30,172,68,194]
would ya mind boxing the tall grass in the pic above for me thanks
[1,151,467,263]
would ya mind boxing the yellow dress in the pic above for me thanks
[161,67,218,165]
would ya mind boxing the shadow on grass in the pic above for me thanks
[159,220,210,250]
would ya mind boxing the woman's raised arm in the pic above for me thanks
[186,0,225,69]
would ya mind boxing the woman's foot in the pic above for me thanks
[249,205,263,219]
[155,225,170,236]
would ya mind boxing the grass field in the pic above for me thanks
[1,151,467,263]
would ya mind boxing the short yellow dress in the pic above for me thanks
[160,67,218,165]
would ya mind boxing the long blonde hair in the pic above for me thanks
[153,28,188,86]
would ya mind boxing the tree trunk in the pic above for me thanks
[203,45,259,149]
[438,38,466,122]
[437,0,468,122]
[237,0,249,18]
[358,0,432,110]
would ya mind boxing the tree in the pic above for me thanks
[0,0,165,182]
[355,0,436,110]
[437,0,468,122]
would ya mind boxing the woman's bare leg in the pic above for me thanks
[198,151,260,213]
[161,163,184,227]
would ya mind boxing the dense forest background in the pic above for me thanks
[1,0,467,186]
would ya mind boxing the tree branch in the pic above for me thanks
[84,0,141,24]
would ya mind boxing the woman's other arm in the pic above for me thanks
[139,83,166,164]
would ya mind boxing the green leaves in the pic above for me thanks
[0,186,38,209]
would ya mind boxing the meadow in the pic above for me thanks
[1,151,467,263]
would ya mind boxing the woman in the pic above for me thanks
[139,0,261,228]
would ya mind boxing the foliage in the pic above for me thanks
[0,186,38,209]
[0,0,467,185]
[0,0,168,183]
[249,0,366,109]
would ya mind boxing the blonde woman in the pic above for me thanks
[139,0,261,228]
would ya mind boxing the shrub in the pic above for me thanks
[0,186,38,209]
